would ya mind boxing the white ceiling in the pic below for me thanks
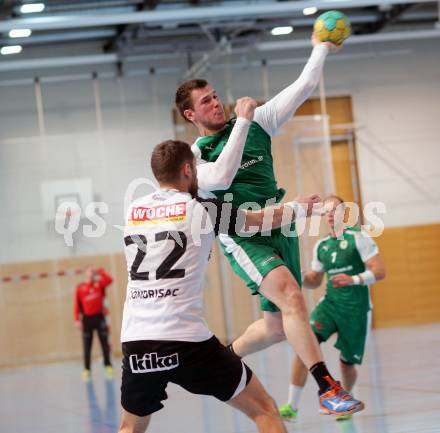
[0,0,438,74]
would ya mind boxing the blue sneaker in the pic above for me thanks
[319,378,364,416]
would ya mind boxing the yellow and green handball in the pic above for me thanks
[314,10,351,45]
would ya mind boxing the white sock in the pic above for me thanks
[288,385,304,410]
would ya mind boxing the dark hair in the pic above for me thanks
[324,195,345,204]
[175,79,208,122]
[151,140,195,183]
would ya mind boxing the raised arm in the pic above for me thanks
[194,97,257,192]
[254,37,338,136]
[96,268,113,292]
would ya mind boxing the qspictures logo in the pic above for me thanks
[54,176,387,247]
[129,352,179,373]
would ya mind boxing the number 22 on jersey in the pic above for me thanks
[124,231,187,281]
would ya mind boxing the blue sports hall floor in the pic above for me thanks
[1,323,439,433]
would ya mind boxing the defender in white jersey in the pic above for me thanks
[118,138,321,433]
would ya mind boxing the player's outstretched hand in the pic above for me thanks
[235,97,258,122]
[294,194,322,217]
[331,273,353,288]
[311,32,342,53]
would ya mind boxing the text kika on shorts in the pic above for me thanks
[129,352,180,373]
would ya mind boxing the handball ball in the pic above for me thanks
[314,10,351,45]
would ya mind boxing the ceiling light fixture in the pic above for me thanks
[303,7,318,16]
[9,29,32,38]
[271,26,293,36]
[20,3,45,14]
[1,45,23,55]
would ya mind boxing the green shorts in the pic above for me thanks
[219,227,302,312]
[310,298,371,365]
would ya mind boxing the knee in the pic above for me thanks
[118,425,138,433]
[278,283,307,316]
[118,420,131,433]
[265,324,286,343]
[118,418,148,433]
[262,395,279,416]
[250,395,279,421]
[265,316,286,344]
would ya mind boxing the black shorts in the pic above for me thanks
[82,313,107,335]
[121,336,252,417]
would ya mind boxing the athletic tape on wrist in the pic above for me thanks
[359,270,376,285]
[352,275,361,285]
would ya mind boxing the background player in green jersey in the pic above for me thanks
[279,195,386,422]
[175,34,365,416]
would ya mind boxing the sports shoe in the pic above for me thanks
[82,369,91,382]
[319,377,364,416]
[336,413,353,421]
[279,403,298,422]
[105,365,114,380]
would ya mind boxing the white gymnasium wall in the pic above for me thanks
[322,40,440,229]
[0,38,439,263]
[0,73,177,263]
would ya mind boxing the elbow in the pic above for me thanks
[220,179,233,190]
[303,273,320,289]
[311,278,322,289]
[212,174,233,191]
[377,268,386,281]
[296,75,318,96]
[309,279,322,289]
[305,80,319,96]
[371,267,386,282]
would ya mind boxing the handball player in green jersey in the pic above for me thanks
[279,196,386,422]
[175,34,365,415]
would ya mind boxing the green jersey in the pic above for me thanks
[312,227,379,313]
[193,119,285,208]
